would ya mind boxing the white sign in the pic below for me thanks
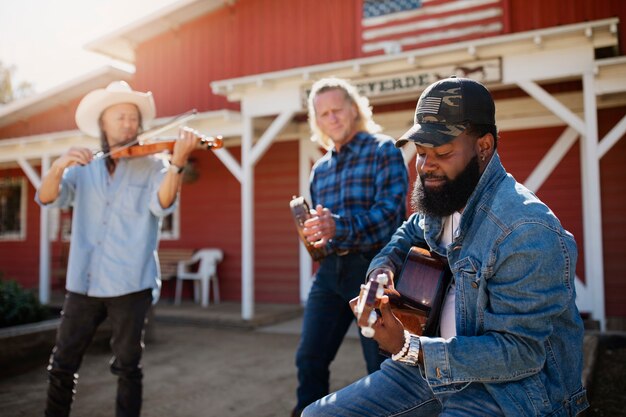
[302,58,501,104]
[354,58,502,99]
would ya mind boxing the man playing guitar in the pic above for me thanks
[303,77,589,417]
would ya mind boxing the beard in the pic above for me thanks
[411,155,481,217]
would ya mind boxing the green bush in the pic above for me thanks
[0,275,48,328]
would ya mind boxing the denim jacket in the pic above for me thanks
[368,152,589,416]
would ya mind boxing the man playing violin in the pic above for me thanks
[36,81,198,417]
[302,77,589,416]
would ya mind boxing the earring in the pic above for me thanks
[481,155,486,162]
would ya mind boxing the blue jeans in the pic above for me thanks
[303,359,504,417]
[45,290,152,417]
[295,251,385,411]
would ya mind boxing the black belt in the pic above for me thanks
[334,248,381,258]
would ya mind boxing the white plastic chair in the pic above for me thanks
[174,249,223,307]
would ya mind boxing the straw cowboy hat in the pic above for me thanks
[75,81,156,137]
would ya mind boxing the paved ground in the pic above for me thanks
[2,299,624,416]
[0,301,365,417]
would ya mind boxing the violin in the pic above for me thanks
[109,131,223,159]
[97,110,223,160]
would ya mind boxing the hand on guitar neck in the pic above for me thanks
[350,270,407,357]
[354,272,390,338]
[351,246,452,342]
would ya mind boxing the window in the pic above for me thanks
[0,177,26,240]
[160,207,180,240]
[59,207,72,241]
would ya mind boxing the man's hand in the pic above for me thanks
[170,126,200,167]
[302,204,336,248]
[367,268,395,291]
[54,146,94,170]
[373,296,407,355]
[38,147,93,204]
[349,269,406,356]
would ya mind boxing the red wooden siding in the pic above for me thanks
[0,168,40,287]
[159,140,301,304]
[133,0,361,117]
[498,127,585,282]
[508,0,626,55]
[0,97,81,139]
[2,141,300,304]
[1,0,625,317]
[254,140,301,303]
[598,106,626,316]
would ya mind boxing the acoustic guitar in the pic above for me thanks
[356,246,451,337]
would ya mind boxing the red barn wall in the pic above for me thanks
[0,168,40,287]
[0,97,81,139]
[598,106,626,317]
[1,0,625,314]
[133,0,361,117]
[151,140,301,304]
[508,0,626,55]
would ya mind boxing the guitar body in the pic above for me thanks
[289,196,329,261]
[389,246,451,336]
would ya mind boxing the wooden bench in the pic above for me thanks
[158,248,195,281]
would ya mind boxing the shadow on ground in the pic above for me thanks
[584,333,626,417]
[1,301,625,417]
[0,313,365,417]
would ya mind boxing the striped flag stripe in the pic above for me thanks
[363,8,502,40]
[362,0,500,27]
[361,0,505,55]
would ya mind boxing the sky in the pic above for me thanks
[0,0,182,95]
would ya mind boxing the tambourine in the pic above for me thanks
[289,196,329,262]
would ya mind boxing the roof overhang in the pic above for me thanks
[0,109,242,167]
[211,18,621,102]
[0,66,132,129]
[85,0,230,63]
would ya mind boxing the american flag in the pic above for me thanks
[361,0,506,55]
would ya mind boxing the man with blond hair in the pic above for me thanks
[292,77,409,416]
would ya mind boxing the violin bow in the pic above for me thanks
[95,109,198,159]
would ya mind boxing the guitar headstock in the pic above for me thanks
[355,273,389,338]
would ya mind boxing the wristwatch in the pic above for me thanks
[397,334,421,366]
[169,163,184,174]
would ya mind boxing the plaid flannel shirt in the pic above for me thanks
[310,132,409,253]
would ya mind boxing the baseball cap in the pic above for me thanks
[395,76,495,148]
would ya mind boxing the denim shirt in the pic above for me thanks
[36,157,176,302]
[368,153,589,416]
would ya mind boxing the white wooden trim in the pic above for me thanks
[298,138,315,304]
[598,114,626,159]
[516,80,586,136]
[16,157,42,189]
[579,72,606,330]
[241,115,255,320]
[401,143,417,166]
[213,148,243,183]
[250,110,296,166]
[39,156,51,304]
[523,127,579,192]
